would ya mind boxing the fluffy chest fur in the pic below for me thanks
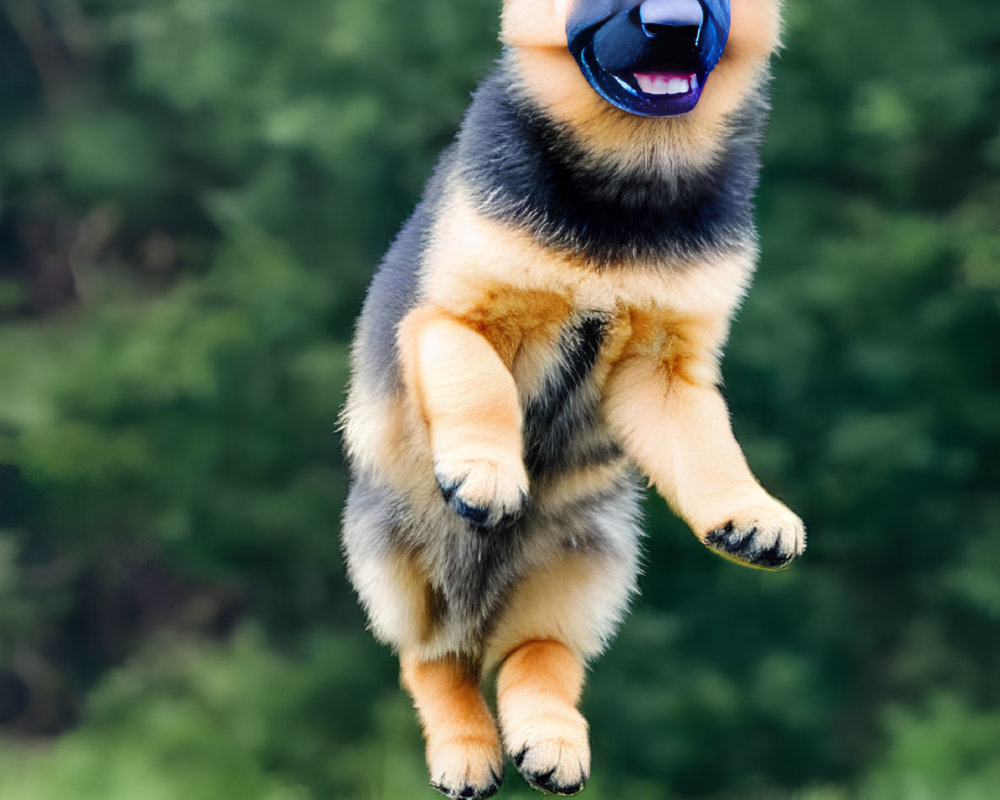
[417,59,766,378]
[454,66,767,267]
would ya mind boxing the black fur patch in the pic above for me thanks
[456,60,767,267]
[522,315,623,478]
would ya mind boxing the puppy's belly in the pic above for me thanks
[343,457,642,658]
[344,309,642,657]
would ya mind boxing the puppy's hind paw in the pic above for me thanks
[514,743,589,796]
[704,502,806,570]
[428,737,504,800]
[435,457,529,529]
[505,709,590,796]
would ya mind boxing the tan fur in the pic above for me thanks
[343,532,431,652]
[458,284,574,366]
[341,389,411,484]
[483,548,636,671]
[501,0,573,48]
[528,458,630,508]
[497,641,590,791]
[402,654,504,794]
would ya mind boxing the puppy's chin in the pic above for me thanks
[505,47,725,173]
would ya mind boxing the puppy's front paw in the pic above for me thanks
[435,457,529,529]
[428,736,504,800]
[506,708,590,796]
[704,502,806,570]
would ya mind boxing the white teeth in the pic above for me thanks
[665,77,689,94]
[634,73,693,96]
[635,73,658,94]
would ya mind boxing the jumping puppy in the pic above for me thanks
[341,1,803,796]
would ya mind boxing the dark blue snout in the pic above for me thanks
[567,0,731,117]
[639,0,704,32]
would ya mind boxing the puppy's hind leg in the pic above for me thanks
[401,653,504,800]
[497,641,590,796]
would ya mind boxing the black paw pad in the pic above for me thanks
[752,545,794,569]
[435,476,490,528]
[452,495,490,527]
[706,521,797,570]
[706,521,753,553]
[515,748,588,796]
[434,474,526,531]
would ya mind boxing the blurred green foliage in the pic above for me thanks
[0,0,998,797]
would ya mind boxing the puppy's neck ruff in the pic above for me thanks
[453,55,767,268]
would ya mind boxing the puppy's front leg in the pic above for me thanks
[605,352,805,569]
[400,306,529,527]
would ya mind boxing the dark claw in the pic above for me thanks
[437,477,458,502]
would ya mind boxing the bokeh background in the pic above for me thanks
[0,0,998,798]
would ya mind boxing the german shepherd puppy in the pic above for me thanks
[342,1,802,796]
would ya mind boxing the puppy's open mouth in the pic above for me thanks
[567,0,730,117]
